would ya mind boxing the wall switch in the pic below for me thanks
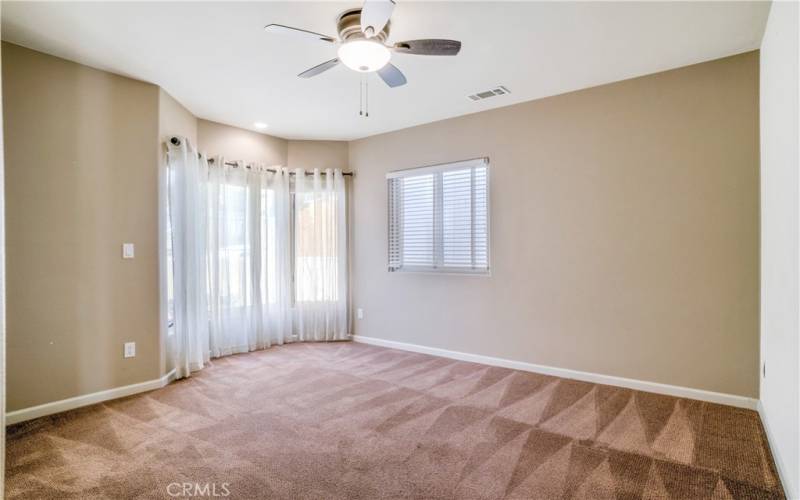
[124,342,136,358]
[357,308,364,320]
[122,243,135,259]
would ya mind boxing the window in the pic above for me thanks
[165,142,350,353]
[166,170,344,316]
[206,183,281,309]
[294,188,343,302]
[387,158,489,274]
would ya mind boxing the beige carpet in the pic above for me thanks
[6,342,784,499]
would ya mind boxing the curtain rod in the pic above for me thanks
[169,137,354,176]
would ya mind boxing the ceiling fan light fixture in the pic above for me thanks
[337,39,391,73]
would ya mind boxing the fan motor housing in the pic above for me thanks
[337,8,390,43]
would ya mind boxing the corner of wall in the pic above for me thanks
[287,140,350,170]
[0,3,8,488]
[196,118,288,165]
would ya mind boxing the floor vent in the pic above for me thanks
[467,86,511,102]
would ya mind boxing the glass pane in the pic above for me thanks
[295,190,339,302]
[442,168,473,268]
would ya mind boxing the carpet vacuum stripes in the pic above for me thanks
[6,342,784,499]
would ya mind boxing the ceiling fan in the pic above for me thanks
[264,0,461,88]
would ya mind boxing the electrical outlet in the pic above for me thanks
[122,243,135,259]
[124,342,136,358]
[357,308,364,320]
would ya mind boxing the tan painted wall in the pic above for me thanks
[197,119,287,165]
[2,43,161,410]
[1,42,331,409]
[196,121,349,170]
[160,90,197,147]
[288,140,349,170]
[349,51,760,397]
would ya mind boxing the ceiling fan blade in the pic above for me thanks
[377,63,407,88]
[393,39,461,56]
[298,59,340,78]
[264,24,336,43]
[360,0,395,37]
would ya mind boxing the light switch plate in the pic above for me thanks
[357,308,364,320]
[124,342,136,358]
[122,243,135,259]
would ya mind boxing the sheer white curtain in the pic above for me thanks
[206,158,293,356]
[167,139,348,378]
[167,140,210,378]
[294,168,348,341]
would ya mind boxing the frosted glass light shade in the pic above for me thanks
[337,40,391,73]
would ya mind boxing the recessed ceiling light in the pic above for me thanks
[254,122,268,129]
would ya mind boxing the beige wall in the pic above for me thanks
[350,51,760,397]
[0,7,7,483]
[288,140,349,170]
[1,43,341,410]
[2,43,161,410]
[160,89,197,147]
[197,119,287,165]
[196,126,349,171]
[166,108,352,179]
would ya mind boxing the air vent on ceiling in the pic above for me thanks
[467,86,511,102]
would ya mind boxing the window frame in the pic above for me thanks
[387,157,491,276]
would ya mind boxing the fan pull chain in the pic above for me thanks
[359,75,364,117]
[358,75,370,118]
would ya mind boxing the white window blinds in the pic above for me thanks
[387,158,489,273]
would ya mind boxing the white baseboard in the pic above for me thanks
[6,369,177,426]
[5,339,760,424]
[757,401,796,499]
[352,335,758,410]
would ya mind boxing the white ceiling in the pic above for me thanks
[2,1,770,141]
